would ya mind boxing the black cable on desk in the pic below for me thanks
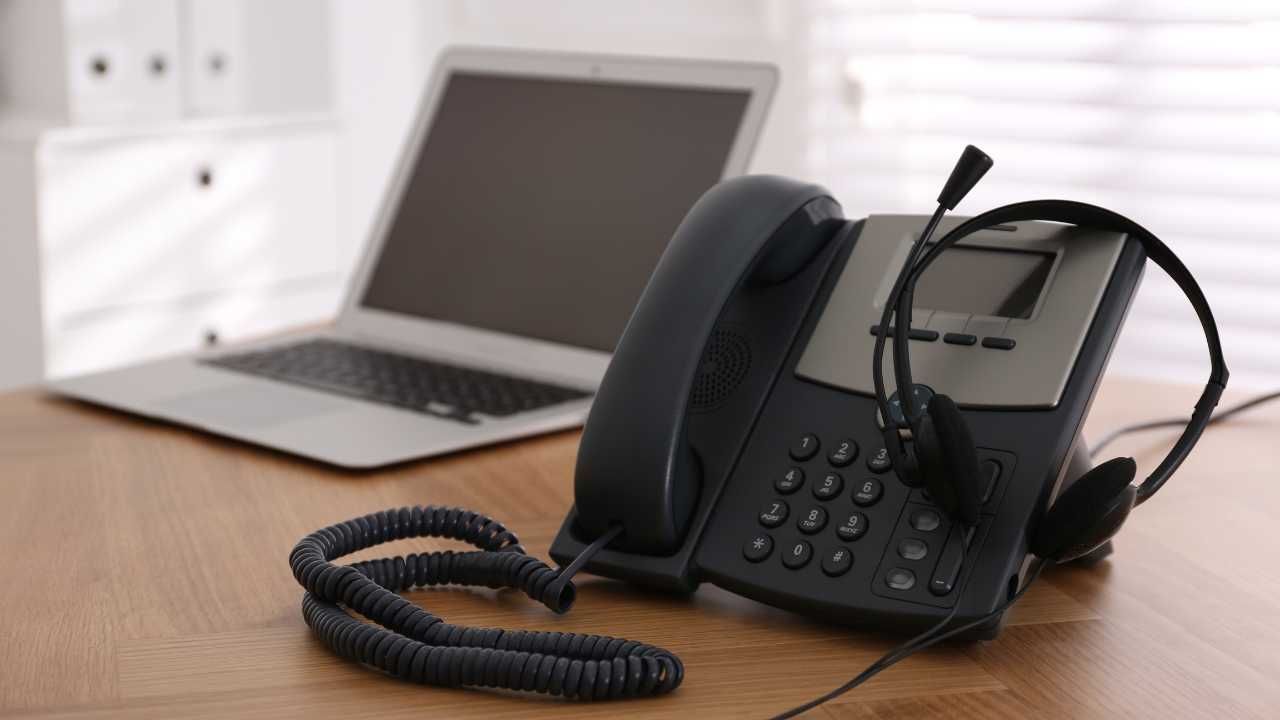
[1090,388,1280,457]
[289,506,682,700]
[772,559,1048,719]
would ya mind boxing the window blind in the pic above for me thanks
[805,0,1280,389]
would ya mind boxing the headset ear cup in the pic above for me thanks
[1030,456,1138,563]
[915,394,982,526]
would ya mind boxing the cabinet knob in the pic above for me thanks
[89,55,110,77]
[149,54,168,76]
[196,167,214,188]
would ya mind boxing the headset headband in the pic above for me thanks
[877,199,1227,503]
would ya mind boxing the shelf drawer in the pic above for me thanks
[36,123,339,323]
[44,276,343,379]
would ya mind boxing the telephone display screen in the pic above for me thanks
[913,246,1055,319]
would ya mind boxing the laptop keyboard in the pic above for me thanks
[203,338,590,424]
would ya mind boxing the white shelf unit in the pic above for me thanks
[0,0,338,388]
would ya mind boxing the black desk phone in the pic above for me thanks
[292,147,1226,711]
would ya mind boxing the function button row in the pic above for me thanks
[828,438,858,467]
[852,477,883,507]
[813,472,843,500]
[797,506,828,534]
[873,325,1016,350]
[790,433,820,461]
[836,512,868,541]
[777,467,804,494]
[759,500,788,528]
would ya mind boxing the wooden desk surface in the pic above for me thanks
[1,378,1277,719]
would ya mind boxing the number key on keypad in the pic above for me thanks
[782,540,813,569]
[852,478,884,506]
[813,472,843,500]
[776,467,805,494]
[828,439,858,467]
[790,434,820,461]
[797,506,828,534]
[759,500,789,528]
[867,447,892,473]
[836,512,869,541]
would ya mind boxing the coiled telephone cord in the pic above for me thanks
[289,505,683,700]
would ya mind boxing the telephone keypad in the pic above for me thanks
[827,439,858,467]
[776,467,805,494]
[852,478,884,506]
[781,540,813,569]
[708,378,1023,616]
[743,533,773,562]
[813,472,843,500]
[735,433,1008,607]
[821,546,854,576]
[759,500,789,528]
[797,506,828,534]
[835,512,869,541]
[789,434,820,461]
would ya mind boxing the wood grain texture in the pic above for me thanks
[0,377,1277,719]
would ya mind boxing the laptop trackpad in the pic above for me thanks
[153,381,347,429]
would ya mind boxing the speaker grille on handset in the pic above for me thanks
[690,328,751,412]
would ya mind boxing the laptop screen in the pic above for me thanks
[359,71,752,352]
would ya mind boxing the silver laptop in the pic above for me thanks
[50,47,777,468]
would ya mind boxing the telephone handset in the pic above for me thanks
[575,176,845,554]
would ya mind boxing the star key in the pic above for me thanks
[743,533,773,562]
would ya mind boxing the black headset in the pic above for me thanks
[872,146,1228,563]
